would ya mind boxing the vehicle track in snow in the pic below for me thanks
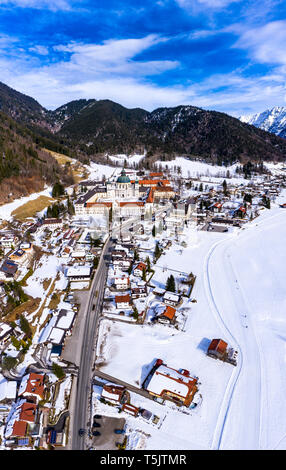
[205,209,285,449]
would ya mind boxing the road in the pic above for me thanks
[71,235,113,450]
[93,369,154,401]
[70,213,151,449]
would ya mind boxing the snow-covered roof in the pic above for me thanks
[66,266,91,277]
[146,365,195,399]
[48,327,65,344]
[0,374,17,402]
[55,309,75,330]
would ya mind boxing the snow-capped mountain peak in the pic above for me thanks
[240,106,286,138]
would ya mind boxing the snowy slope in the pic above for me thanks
[240,107,286,138]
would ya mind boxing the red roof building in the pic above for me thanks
[207,339,228,358]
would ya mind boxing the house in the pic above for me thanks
[18,373,45,403]
[0,323,13,347]
[114,276,130,291]
[0,259,18,280]
[144,362,198,407]
[115,294,131,310]
[207,338,238,365]
[156,305,177,325]
[163,291,181,307]
[0,235,15,248]
[42,218,63,229]
[65,265,92,281]
[0,374,17,403]
[133,262,147,277]
[131,284,147,299]
[9,249,28,265]
[4,399,38,439]
[101,384,127,404]
[207,338,228,359]
[122,403,139,417]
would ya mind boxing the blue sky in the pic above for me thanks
[0,0,285,116]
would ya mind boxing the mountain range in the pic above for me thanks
[0,80,286,202]
[240,107,286,139]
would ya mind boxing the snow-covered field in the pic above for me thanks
[96,191,286,450]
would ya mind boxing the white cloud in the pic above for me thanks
[0,33,285,116]
[0,0,73,11]
[176,0,241,9]
[233,20,286,66]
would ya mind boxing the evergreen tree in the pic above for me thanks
[52,181,65,198]
[166,274,176,292]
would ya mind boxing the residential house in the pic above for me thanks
[115,294,131,310]
[144,363,198,407]
[18,373,45,404]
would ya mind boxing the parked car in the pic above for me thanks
[114,429,125,434]
[92,422,101,428]
[93,414,102,419]
[92,431,101,437]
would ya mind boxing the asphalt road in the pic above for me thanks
[71,236,114,450]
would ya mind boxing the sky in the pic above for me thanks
[0,0,285,117]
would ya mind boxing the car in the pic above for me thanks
[114,429,125,434]
[93,414,102,419]
[92,422,101,428]
[78,428,86,436]
[92,431,101,437]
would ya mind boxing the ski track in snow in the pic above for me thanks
[205,209,286,450]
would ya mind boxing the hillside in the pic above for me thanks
[1,81,286,174]
[0,112,74,205]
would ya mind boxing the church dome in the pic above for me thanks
[116,169,130,183]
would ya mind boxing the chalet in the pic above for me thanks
[163,291,181,307]
[207,338,227,359]
[18,373,45,403]
[207,338,238,366]
[156,305,177,325]
[4,399,38,440]
[133,262,147,277]
[115,294,131,310]
[114,276,130,291]
[101,384,127,404]
[144,362,198,407]
[131,284,147,299]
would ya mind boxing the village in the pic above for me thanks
[0,156,286,450]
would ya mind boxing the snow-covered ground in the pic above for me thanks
[95,190,286,450]
[155,157,240,178]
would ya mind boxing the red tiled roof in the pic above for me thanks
[86,202,112,208]
[23,373,45,399]
[12,421,27,437]
[208,338,228,354]
[119,202,144,207]
[115,294,131,304]
[161,305,176,320]
[19,402,37,423]
[134,262,147,271]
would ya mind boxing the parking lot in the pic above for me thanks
[90,416,126,450]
